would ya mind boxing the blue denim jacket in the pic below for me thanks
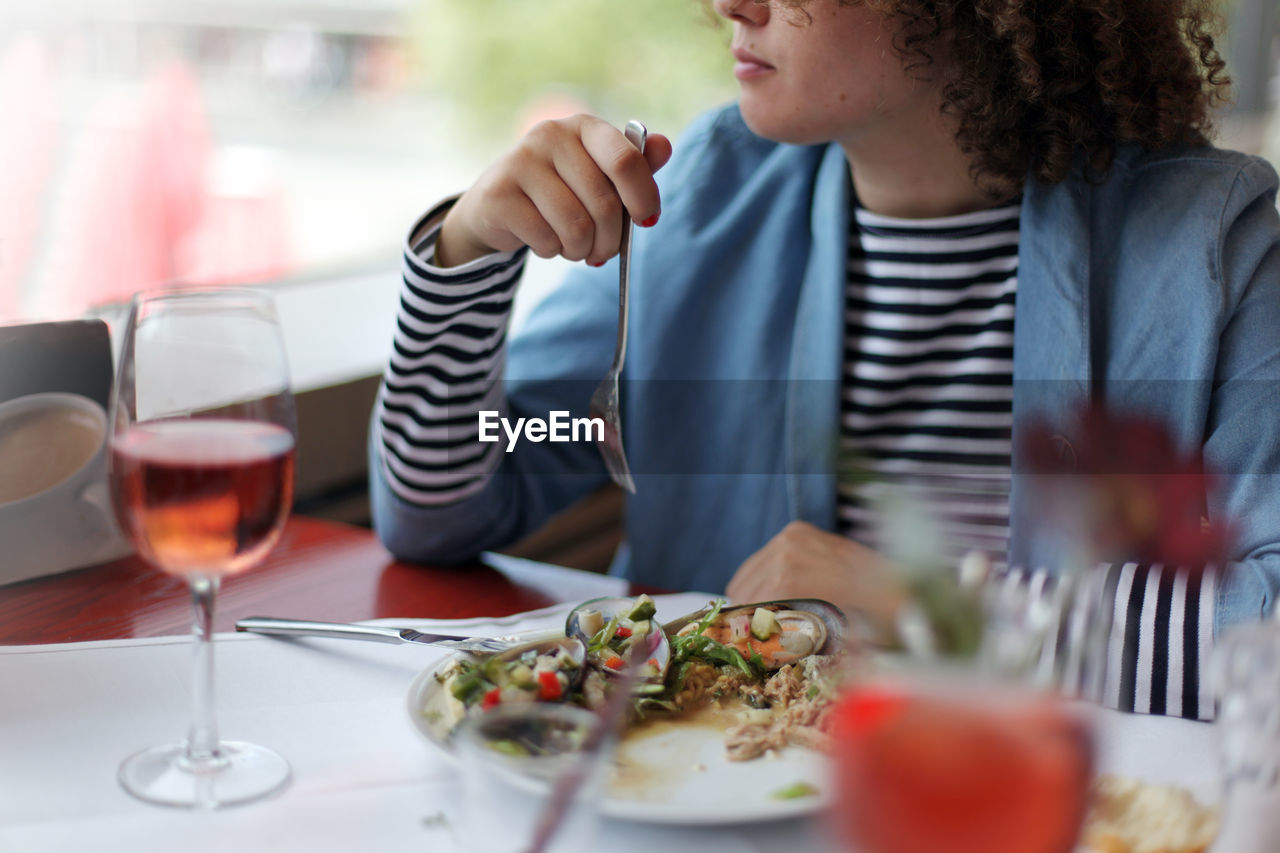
[371,104,1280,635]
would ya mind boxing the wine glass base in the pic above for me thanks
[119,741,291,809]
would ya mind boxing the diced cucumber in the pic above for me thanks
[751,607,781,641]
[626,595,657,622]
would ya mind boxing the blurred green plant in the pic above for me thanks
[408,0,736,145]
[837,445,988,659]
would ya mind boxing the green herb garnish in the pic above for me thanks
[671,632,765,680]
[771,782,820,800]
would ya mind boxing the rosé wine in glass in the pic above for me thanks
[109,286,297,809]
[111,419,294,577]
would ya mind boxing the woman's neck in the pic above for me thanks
[841,113,1000,219]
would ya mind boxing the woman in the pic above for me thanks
[370,0,1280,720]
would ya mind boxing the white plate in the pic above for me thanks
[405,639,832,825]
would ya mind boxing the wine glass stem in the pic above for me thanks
[185,574,224,768]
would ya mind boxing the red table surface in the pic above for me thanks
[0,516,657,645]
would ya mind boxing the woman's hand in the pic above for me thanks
[436,115,673,268]
[727,521,908,638]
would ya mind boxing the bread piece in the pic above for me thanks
[1082,774,1219,853]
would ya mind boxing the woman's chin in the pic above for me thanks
[738,100,829,146]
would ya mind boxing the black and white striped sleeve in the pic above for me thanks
[1007,562,1216,720]
[374,199,529,507]
[1100,562,1216,720]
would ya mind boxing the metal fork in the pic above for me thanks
[234,616,517,654]
[589,119,646,495]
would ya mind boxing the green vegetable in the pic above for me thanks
[694,599,725,634]
[771,782,820,800]
[488,739,532,757]
[480,655,507,683]
[632,696,680,719]
[449,672,491,705]
[625,595,657,622]
[588,614,621,654]
[671,631,766,680]
[751,607,780,641]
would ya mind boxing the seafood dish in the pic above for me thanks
[421,595,852,761]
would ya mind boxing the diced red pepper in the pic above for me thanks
[537,670,563,701]
[482,687,502,710]
[615,626,633,638]
[604,655,624,670]
[647,658,659,668]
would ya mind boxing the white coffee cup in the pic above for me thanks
[0,392,131,584]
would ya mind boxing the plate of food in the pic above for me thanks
[406,594,855,825]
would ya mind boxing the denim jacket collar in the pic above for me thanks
[786,143,849,527]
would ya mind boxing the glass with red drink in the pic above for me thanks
[829,676,1094,853]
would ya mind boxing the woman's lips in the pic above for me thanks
[732,48,774,80]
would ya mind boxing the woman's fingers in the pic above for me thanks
[544,140,624,262]
[642,133,674,176]
[437,115,671,268]
[537,117,669,263]
[578,118,664,225]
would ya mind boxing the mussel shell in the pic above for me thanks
[420,632,588,743]
[489,634,587,672]
[663,598,849,662]
[564,596,631,645]
[470,634,589,694]
[564,596,672,685]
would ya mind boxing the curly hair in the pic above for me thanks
[754,0,1232,196]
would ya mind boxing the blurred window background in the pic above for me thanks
[0,0,1276,329]
[0,0,732,332]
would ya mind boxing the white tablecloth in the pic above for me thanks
[0,570,1222,853]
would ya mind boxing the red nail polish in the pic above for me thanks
[640,214,659,228]
[588,260,604,267]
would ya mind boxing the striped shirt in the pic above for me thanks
[838,201,1017,567]
[375,196,1215,720]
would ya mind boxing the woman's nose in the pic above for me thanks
[713,0,770,25]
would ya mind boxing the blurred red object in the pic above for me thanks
[48,63,213,314]
[0,37,60,320]
[38,61,292,319]
[1020,402,1234,569]
[177,153,293,286]
[830,683,1092,853]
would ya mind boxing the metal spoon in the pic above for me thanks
[589,119,647,494]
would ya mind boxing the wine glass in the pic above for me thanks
[108,286,297,808]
